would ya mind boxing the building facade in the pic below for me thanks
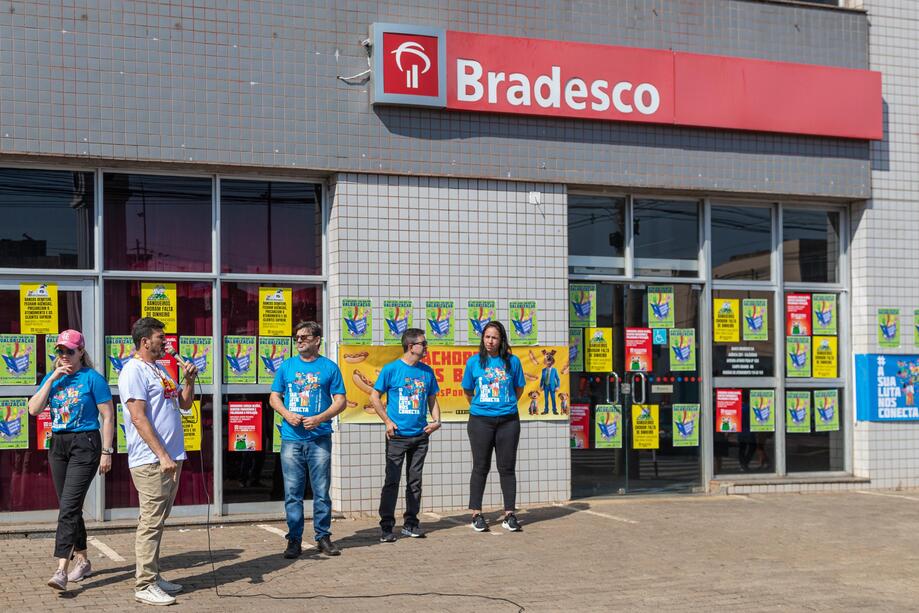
[0,0,914,523]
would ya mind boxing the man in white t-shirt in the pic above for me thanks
[118,317,197,607]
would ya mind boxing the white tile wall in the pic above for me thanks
[327,174,570,513]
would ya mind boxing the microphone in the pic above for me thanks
[164,344,188,368]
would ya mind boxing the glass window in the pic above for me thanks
[221,180,322,275]
[221,393,290,504]
[713,388,776,476]
[712,290,774,377]
[567,196,626,275]
[0,169,94,269]
[711,205,772,281]
[785,388,844,472]
[103,174,212,272]
[784,292,839,379]
[633,199,699,278]
[782,209,839,283]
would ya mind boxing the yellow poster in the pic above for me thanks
[259,287,292,337]
[182,400,201,452]
[338,345,570,423]
[631,404,659,450]
[20,283,58,334]
[812,336,838,379]
[141,282,177,333]
[585,327,613,373]
[714,298,740,343]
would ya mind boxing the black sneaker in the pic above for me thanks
[471,513,489,532]
[317,536,341,556]
[501,513,522,532]
[283,538,302,559]
[400,525,426,538]
[380,531,396,543]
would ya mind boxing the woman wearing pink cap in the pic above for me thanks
[28,329,115,591]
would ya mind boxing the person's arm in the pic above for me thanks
[303,393,346,429]
[461,361,475,405]
[370,388,396,438]
[177,360,198,410]
[269,391,304,427]
[98,400,115,474]
[126,398,177,475]
[27,366,70,416]
[513,357,526,400]
[423,395,441,434]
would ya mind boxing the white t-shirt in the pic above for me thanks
[117,357,187,469]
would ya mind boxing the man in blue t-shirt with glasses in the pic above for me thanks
[370,328,442,543]
[269,321,346,559]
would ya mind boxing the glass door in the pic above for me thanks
[570,282,702,496]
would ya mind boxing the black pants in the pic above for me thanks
[49,430,101,559]
[379,433,429,531]
[467,413,520,512]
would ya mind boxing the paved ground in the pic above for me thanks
[4,489,919,612]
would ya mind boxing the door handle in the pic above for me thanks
[632,372,647,405]
[606,372,620,404]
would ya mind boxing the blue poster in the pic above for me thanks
[855,354,919,421]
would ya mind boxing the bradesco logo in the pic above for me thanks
[372,24,447,106]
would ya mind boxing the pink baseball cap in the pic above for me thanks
[56,329,85,350]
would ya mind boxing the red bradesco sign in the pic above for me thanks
[370,23,882,140]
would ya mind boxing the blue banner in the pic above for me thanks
[855,354,919,421]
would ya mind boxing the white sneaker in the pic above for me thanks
[156,577,183,594]
[135,583,176,606]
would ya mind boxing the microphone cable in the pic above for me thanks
[186,370,524,612]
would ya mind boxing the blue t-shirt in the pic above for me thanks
[461,354,525,417]
[39,367,112,432]
[271,355,345,441]
[373,359,440,436]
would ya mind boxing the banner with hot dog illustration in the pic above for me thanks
[338,345,570,423]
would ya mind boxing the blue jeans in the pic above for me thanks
[280,436,332,542]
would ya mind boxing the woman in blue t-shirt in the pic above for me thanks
[461,321,526,533]
[27,329,115,591]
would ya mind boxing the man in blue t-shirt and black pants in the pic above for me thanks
[370,328,442,542]
[269,321,346,559]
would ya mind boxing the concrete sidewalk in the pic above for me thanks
[4,490,917,612]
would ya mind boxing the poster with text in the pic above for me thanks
[45,334,58,373]
[786,336,812,378]
[224,336,257,384]
[568,329,584,373]
[182,400,202,452]
[854,354,919,421]
[258,287,292,337]
[742,299,769,341]
[673,404,700,447]
[258,336,291,384]
[426,300,455,345]
[342,298,372,345]
[106,336,136,385]
[915,310,919,347]
[179,336,213,385]
[158,335,180,385]
[585,327,613,372]
[594,404,622,448]
[812,336,838,379]
[716,389,742,433]
[714,298,740,343]
[814,389,840,432]
[228,401,262,451]
[625,328,652,372]
[467,300,495,341]
[569,403,590,449]
[0,398,28,449]
[273,409,283,453]
[647,286,674,329]
[141,282,177,333]
[509,300,538,346]
[383,299,414,345]
[669,328,696,372]
[786,391,811,433]
[20,283,58,334]
[36,408,53,450]
[812,294,837,336]
[631,404,659,449]
[0,335,36,385]
[878,308,900,348]
[569,284,596,328]
[116,404,128,453]
[749,389,776,432]
[786,293,812,337]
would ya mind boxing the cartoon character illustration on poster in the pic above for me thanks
[527,390,539,416]
[182,344,211,375]
[558,392,569,416]
[539,350,560,415]
[469,305,493,338]
[259,344,288,376]
[385,306,410,337]
[2,342,32,376]
[597,410,619,443]
[0,405,24,441]
[109,341,135,377]
[895,359,919,407]
[234,433,248,451]
[344,305,369,338]
[227,343,253,375]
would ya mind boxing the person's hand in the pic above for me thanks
[98,454,112,475]
[423,421,440,435]
[283,411,303,428]
[181,360,198,383]
[385,419,397,439]
[159,456,178,479]
[302,415,322,430]
[50,364,74,381]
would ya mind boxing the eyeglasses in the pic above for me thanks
[295,334,318,342]
[55,348,77,356]
[411,341,428,347]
